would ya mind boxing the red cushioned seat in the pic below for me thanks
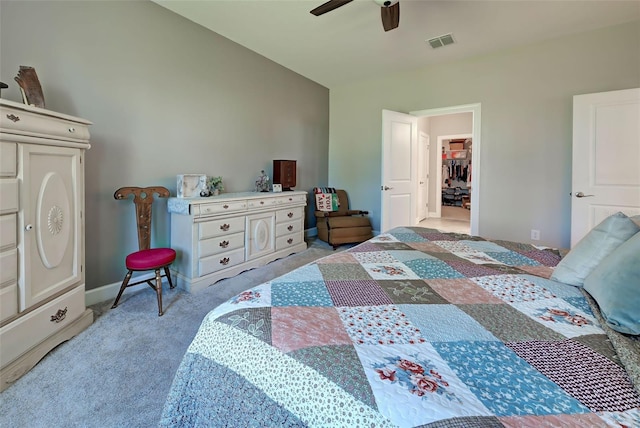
[126,248,176,270]
[112,186,176,316]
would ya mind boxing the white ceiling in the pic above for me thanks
[153,0,640,88]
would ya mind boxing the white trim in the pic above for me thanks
[410,103,481,236]
[85,272,157,307]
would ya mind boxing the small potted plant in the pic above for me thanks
[207,176,224,196]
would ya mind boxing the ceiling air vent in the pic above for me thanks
[428,33,455,49]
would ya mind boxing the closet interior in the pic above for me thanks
[442,138,471,210]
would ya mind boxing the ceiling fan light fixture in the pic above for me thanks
[427,33,455,49]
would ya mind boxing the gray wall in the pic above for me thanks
[0,1,329,291]
[329,20,640,248]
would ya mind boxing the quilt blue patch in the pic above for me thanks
[485,251,541,266]
[404,259,465,279]
[432,341,590,416]
[271,281,333,307]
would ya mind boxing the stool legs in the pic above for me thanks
[112,270,132,309]
[155,269,163,316]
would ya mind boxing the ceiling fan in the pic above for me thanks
[310,0,400,32]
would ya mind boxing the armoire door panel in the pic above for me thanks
[19,144,81,310]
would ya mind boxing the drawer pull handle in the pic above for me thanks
[219,240,229,248]
[287,212,293,218]
[287,225,293,231]
[260,201,264,205]
[6,113,20,123]
[220,224,230,231]
[223,204,229,209]
[50,307,68,323]
[289,198,292,201]
[220,257,230,266]
[287,238,293,244]
[68,127,76,133]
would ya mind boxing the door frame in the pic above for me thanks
[417,131,430,223]
[436,133,473,218]
[411,103,481,236]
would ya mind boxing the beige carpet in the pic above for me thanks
[0,238,340,427]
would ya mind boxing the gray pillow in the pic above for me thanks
[583,231,640,335]
[551,212,640,287]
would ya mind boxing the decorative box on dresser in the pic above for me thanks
[0,99,93,391]
[168,191,307,292]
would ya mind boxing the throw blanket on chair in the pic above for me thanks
[314,187,340,212]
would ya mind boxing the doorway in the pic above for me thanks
[411,104,480,235]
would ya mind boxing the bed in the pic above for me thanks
[160,226,640,427]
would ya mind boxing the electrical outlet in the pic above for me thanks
[531,229,540,241]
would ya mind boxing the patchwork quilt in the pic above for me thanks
[160,227,640,427]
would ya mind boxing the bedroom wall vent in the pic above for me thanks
[428,33,455,49]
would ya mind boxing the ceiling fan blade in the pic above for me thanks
[310,0,353,16]
[381,2,399,31]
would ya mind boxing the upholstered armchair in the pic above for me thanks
[314,189,373,249]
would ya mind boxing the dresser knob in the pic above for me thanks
[223,204,229,209]
[25,224,33,231]
[219,240,229,248]
[287,238,293,244]
[220,224,230,231]
[68,127,76,133]
[220,257,230,266]
[6,113,20,122]
[287,212,293,218]
[287,225,293,231]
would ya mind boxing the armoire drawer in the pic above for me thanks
[199,216,245,240]
[0,214,17,251]
[0,105,90,143]
[0,179,18,215]
[199,248,245,277]
[0,143,17,177]
[0,284,85,367]
[0,249,17,288]
[198,232,244,258]
[0,284,18,324]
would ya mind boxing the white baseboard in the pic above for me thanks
[428,211,439,218]
[85,272,158,307]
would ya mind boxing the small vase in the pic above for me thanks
[213,188,220,196]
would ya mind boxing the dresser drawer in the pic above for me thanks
[0,214,16,251]
[248,197,278,209]
[276,219,302,237]
[0,179,18,215]
[0,284,85,367]
[0,249,17,289]
[196,200,247,217]
[0,284,18,324]
[0,105,90,143]
[199,232,244,258]
[0,143,16,177]
[276,194,306,205]
[199,216,245,240]
[276,232,304,251]
[276,206,303,223]
[199,248,245,277]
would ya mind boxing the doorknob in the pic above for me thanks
[381,186,394,191]
[575,191,595,198]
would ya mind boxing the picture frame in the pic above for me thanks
[177,174,207,198]
[272,183,282,193]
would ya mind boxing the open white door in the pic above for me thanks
[571,88,640,247]
[417,132,429,222]
[381,110,418,232]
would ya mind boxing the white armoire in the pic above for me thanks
[0,99,93,391]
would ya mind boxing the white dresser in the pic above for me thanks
[0,99,93,391]
[169,191,307,292]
